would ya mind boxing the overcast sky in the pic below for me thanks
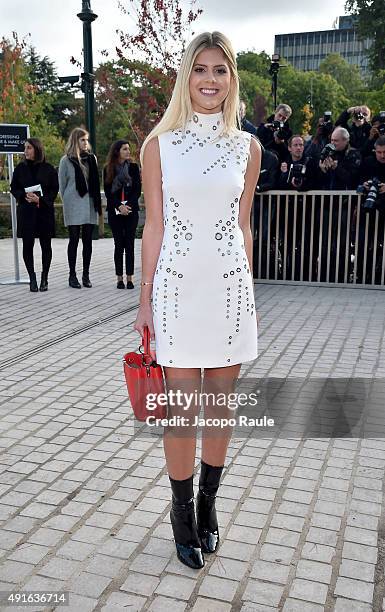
[2,0,348,75]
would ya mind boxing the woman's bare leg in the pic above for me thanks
[201,364,241,466]
[163,366,202,480]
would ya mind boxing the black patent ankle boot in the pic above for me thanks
[29,272,38,292]
[39,272,48,292]
[196,461,224,553]
[169,475,205,569]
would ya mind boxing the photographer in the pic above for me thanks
[305,112,334,159]
[319,127,361,190]
[318,128,361,282]
[239,100,258,136]
[278,135,319,191]
[361,112,385,158]
[257,103,292,162]
[355,136,385,283]
[335,105,371,152]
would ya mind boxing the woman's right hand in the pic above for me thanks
[134,302,155,340]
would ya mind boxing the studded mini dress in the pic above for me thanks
[152,110,258,368]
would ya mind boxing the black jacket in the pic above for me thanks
[319,146,362,190]
[10,160,59,239]
[278,154,320,191]
[360,156,385,184]
[335,110,372,152]
[103,162,141,217]
[256,149,279,192]
[256,114,292,162]
[241,117,258,136]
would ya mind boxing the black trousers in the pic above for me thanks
[67,224,94,276]
[22,236,52,277]
[109,212,138,276]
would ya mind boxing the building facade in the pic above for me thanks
[274,16,372,76]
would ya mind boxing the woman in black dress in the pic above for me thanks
[103,140,141,289]
[10,138,59,292]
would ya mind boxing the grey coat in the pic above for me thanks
[58,155,98,226]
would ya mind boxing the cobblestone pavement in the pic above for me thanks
[1,238,385,611]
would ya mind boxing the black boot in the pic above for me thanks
[29,272,38,292]
[69,274,81,289]
[39,272,48,292]
[82,274,92,288]
[196,461,224,553]
[169,475,205,569]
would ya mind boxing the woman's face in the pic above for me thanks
[119,143,130,161]
[79,135,89,152]
[24,142,35,160]
[189,47,231,114]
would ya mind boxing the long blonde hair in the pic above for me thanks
[140,31,240,165]
[65,127,91,162]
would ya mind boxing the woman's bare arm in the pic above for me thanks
[238,136,261,275]
[134,137,164,338]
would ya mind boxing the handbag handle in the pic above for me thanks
[142,326,151,357]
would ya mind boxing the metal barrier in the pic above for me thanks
[253,190,385,288]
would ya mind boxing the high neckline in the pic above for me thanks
[188,110,224,134]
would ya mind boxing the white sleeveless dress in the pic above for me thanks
[152,110,258,368]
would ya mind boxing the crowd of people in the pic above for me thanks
[240,100,385,195]
[10,128,141,292]
[242,101,385,284]
[9,102,385,291]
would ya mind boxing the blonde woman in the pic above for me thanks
[134,32,261,569]
[58,128,101,288]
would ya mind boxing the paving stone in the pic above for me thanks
[339,559,375,582]
[199,575,238,601]
[242,579,284,606]
[121,571,160,596]
[70,572,112,598]
[295,559,332,584]
[250,559,290,583]
[129,553,169,576]
[149,596,187,612]
[155,574,196,600]
[289,578,328,605]
[259,543,296,564]
[334,599,372,611]
[334,577,374,603]
[342,542,378,564]
[191,598,231,612]
[39,557,82,580]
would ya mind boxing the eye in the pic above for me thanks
[194,67,205,72]
[217,68,227,74]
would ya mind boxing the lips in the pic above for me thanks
[200,88,219,96]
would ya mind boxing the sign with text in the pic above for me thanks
[0,124,30,154]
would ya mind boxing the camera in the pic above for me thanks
[353,111,365,121]
[320,143,337,162]
[357,178,381,212]
[269,120,289,140]
[320,111,333,137]
[288,162,307,187]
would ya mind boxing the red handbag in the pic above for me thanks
[123,326,167,421]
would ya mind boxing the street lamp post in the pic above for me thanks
[77,0,98,152]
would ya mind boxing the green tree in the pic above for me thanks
[278,64,349,133]
[319,53,365,99]
[345,0,385,72]
[237,51,271,79]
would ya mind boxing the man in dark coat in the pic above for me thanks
[335,105,372,153]
[257,104,293,162]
